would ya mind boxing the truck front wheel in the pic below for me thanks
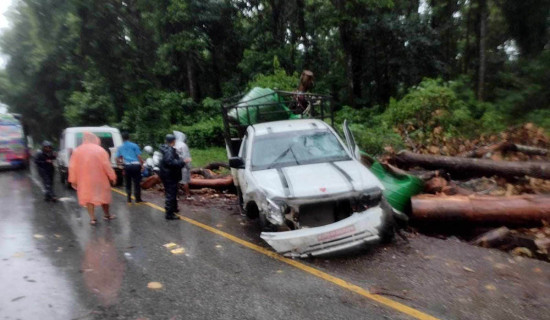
[244,198,259,219]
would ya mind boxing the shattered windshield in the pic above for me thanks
[251,129,351,170]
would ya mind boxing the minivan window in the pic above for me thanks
[75,132,114,149]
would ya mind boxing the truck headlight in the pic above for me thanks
[358,189,382,210]
[262,199,287,225]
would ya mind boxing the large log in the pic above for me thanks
[411,194,550,225]
[140,175,161,190]
[189,176,233,189]
[460,142,549,158]
[204,162,230,171]
[395,151,550,179]
[190,168,215,179]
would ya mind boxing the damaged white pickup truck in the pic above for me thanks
[223,90,395,257]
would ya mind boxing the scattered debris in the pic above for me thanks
[510,247,533,258]
[171,248,185,255]
[462,266,475,273]
[471,227,511,248]
[381,123,550,261]
[484,284,497,291]
[535,238,550,255]
[147,282,163,290]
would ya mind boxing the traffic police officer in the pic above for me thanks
[159,134,186,220]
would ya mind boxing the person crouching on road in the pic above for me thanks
[35,140,57,202]
[69,132,117,226]
[159,134,187,220]
[173,131,192,199]
[116,131,143,203]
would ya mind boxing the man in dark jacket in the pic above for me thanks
[35,141,57,202]
[159,134,185,220]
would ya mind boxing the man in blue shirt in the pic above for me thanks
[116,132,143,203]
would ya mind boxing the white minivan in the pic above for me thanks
[57,126,124,186]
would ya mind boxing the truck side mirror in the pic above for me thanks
[229,157,245,169]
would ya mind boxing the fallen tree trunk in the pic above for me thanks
[395,151,550,179]
[204,162,230,171]
[512,144,549,157]
[411,194,550,226]
[459,142,509,158]
[141,175,161,190]
[460,142,549,158]
[190,168,215,179]
[189,175,233,189]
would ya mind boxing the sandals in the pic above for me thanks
[90,219,97,226]
[103,215,116,221]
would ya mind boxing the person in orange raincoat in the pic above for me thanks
[69,132,117,225]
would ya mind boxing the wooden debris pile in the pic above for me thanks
[384,123,550,261]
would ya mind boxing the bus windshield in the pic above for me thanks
[0,114,28,167]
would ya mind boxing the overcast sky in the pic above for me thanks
[0,0,13,69]
[0,1,11,111]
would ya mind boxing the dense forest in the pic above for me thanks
[0,0,548,154]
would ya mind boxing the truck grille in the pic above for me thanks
[298,200,352,228]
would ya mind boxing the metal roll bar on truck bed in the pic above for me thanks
[221,89,334,157]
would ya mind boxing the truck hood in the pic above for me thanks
[251,160,383,199]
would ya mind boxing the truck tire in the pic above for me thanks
[259,211,277,232]
[244,198,259,219]
[379,198,396,243]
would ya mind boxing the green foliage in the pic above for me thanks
[525,109,550,132]
[64,69,116,126]
[338,77,519,155]
[335,106,404,154]
[190,147,228,168]
[0,0,547,147]
[383,78,476,138]
[171,116,225,149]
[493,51,550,119]
[247,56,299,91]
[121,89,194,146]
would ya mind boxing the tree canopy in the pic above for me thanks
[0,0,548,145]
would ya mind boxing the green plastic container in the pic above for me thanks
[366,156,424,213]
[228,87,296,125]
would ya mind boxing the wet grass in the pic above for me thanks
[190,147,228,168]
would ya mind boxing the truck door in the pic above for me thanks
[343,119,360,160]
[237,135,249,193]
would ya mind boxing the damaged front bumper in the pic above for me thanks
[260,206,389,258]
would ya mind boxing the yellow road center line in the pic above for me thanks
[112,188,440,320]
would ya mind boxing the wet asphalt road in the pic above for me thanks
[1,166,550,320]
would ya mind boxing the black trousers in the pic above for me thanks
[39,170,55,200]
[161,178,178,216]
[124,164,142,202]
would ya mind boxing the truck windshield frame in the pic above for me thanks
[251,129,351,171]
